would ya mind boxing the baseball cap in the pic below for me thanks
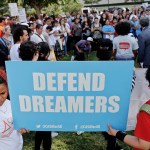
[21,22,29,27]
[87,37,93,42]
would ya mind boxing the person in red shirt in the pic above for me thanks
[107,67,150,150]
[0,17,5,37]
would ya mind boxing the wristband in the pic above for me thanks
[116,131,127,142]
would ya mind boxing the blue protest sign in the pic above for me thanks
[6,61,134,131]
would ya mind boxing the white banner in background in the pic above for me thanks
[18,8,27,23]
[8,3,18,17]
[127,68,150,131]
[142,3,149,8]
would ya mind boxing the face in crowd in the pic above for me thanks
[21,30,29,42]
[105,20,110,25]
[0,71,8,107]
[75,18,79,24]
[46,19,51,26]
[37,26,43,35]
[11,17,17,25]
[94,18,99,24]
[3,26,11,36]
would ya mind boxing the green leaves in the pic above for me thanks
[45,0,82,16]
[0,0,9,15]
[5,0,80,16]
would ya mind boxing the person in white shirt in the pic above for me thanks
[30,24,46,44]
[113,21,138,60]
[0,69,29,150]
[42,26,56,50]
[10,26,29,60]
[43,17,52,32]
[60,18,71,55]
[53,21,64,57]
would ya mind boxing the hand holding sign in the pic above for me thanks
[107,124,118,136]
[6,61,134,131]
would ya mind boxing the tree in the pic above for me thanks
[8,0,79,16]
[0,0,9,16]
[62,0,83,13]
[45,3,63,16]
[44,0,83,16]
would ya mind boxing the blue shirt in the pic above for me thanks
[102,25,115,39]
[131,21,141,36]
[76,40,91,52]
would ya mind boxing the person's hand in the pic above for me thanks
[78,49,82,53]
[7,55,11,60]
[18,128,30,135]
[107,124,118,136]
[8,45,12,50]
[110,56,115,60]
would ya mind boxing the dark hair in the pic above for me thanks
[13,26,28,43]
[54,20,59,24]
[37,42,50,61]
[140,17,149,27]
[36,24,43,29]
[19,41,39,60]
[43,14,46,18]
[141,11,145,15]
[34,14,39,20]
[113,17,118,21]
[30,17,35,22]
[10,16,16,20]
[101,13,108,19]
[50,15,55,20]
[28,21,34,27]
[0,17,5,23]
[46,25,53,31]
[115,22,130,35]
[43,19,46,24]
[146,66,150,86]
[45,17,51,22]
[0,69,7,85]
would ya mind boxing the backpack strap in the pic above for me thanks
[0,38,7,48]
[93,23,100,28]
[140,104,150,115]
[34,33,44,42]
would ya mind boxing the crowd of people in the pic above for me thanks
[0,5,150,150]
[0,7,150,65]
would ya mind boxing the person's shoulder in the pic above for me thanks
[127,35,136,41]
[4,99,11,107]
[110,25,114,28]
[138,29,148,39]
[146,100,150,105]
[80,40,86,43]
[11,43,20,50]
[43,24,47,27]
[79,40,85,42]
[141,27,150,33]
[42,31,47,35]
[5,99,10,104]
[76,40,84,44]
[31,33,36,37]
[31,33,37,39]
[113,36,119,41]
[139,100,150,116]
